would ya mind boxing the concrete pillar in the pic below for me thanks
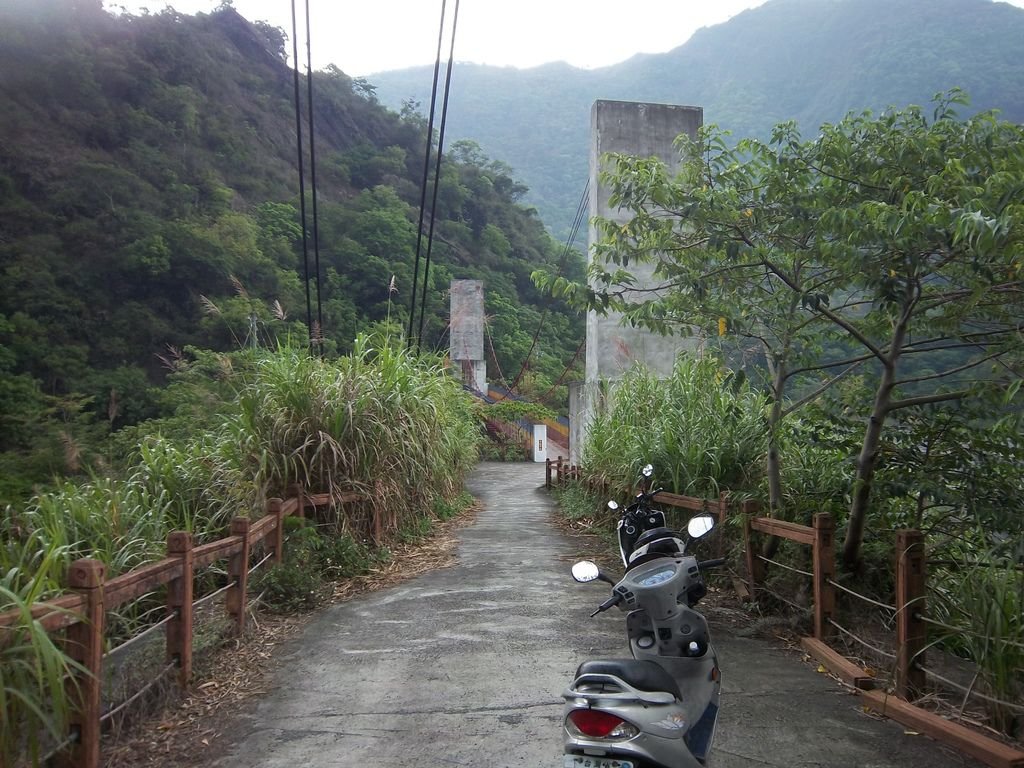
[586,100,703,383]
[450,279,486,392]
[579,100,704,458]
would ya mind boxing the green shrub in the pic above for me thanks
[930,552,1024,736]
[584,356,767,497]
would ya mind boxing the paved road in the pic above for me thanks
[214,462,978,768]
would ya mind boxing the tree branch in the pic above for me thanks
[886,390,969,413]
[782,359,866,417]
[894,350,1007,386]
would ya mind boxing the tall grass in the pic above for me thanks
[227,336,479,536]
[0,338,480,765]
[0,586,85,768]
[584,356,767,498]
[930,550,1024,736]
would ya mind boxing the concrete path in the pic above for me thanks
[214,462,978,768]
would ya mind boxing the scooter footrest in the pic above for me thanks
[575,659,681,700]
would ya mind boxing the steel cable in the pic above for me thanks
[916,614,1024,651]
[917,665,1024,712]
[104,610,177,660]
[756,554,812,578]
[827,579,897,613]
[407,0,448,347]
[303,0,324,348]
[416,0,461,351]
[99,661,178,725]
[508,180,590,392]
[290,0,313,349]
[191,581,234,611]
[827,618,897,660]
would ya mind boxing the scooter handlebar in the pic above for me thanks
[590,593,624,617]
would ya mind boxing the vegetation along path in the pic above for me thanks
[212,462,978,768]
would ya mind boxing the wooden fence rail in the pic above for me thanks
[742,509,1023,768]
[1,486,360,768]
[549,459,1023,768]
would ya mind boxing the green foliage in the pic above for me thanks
[931,554,1024,735]
[481,398,557,425]
[554,92,1024,566]
[432,490,474,521]
[553,481,608,524]
[1,340,482,763]
[0,1,584,508]
[2,342,479,599]
[584,356,768,498]
[478,440,528,463]
[0,585,84,768]
[227,337,479,519]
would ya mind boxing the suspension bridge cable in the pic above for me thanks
[407,0,448,348]
[536,336,585,405]
[484,319,512,391]
[290,0,313,350]
[507,179,589,391]
[416,0,461,353]
[304,0,324,350]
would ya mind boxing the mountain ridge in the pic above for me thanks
[368,0,1024,236]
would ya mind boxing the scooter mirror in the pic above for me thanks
[641,464,654,477]
[607,500,619,511]
[571,561,601,583]
[687,514,716,539]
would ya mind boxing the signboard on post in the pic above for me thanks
[532,424,547,463]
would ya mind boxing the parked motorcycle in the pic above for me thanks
[562,467,723,768]
[614,464,667,565]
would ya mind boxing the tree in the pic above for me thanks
[536,123,860,519]
[542,92,1024,567]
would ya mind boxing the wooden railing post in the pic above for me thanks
[267,497,285,564]
[287,482,306,519]
[895,529,927,700]
[715,492,730,558]
[741,499,763,598]
[545,458,552,489]
[226,517,251,636]
[166,531,194,687]
[812,513,836,640]
[58,558,105,768]
[556,456,563,486]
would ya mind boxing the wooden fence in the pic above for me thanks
[546,456,731,557]
[0,486,359,768]
[742,506,1024,768]
[548,459,1022,768]
[547,455,729,514]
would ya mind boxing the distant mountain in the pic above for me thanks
[368,0,1024,236]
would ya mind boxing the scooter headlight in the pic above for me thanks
[566,709,640,741]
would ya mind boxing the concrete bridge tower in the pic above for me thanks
[569,100,704,463]
[450,279,486,393]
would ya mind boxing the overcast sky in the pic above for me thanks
[105,0,1024,76]
[103,0,772,74]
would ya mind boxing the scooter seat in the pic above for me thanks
[575,659,681,700]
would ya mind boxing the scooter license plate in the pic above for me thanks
[563,757,634,768]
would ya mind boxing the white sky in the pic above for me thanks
[103,0,772,75]
[105,0,1024,76]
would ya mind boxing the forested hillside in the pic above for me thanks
[369,0,1024,236]
[0,0,584,501]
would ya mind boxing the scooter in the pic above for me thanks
[562,468,723,768]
